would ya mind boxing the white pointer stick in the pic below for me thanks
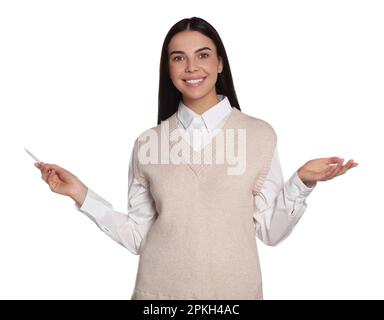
[24,147,43,163]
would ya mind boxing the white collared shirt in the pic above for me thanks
[176,94,233,151]
[75,95,316,254]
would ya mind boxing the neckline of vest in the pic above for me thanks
[164,107,242,176]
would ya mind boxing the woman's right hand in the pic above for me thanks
[35,162,88,207]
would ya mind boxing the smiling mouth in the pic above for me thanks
[183,77,206,87]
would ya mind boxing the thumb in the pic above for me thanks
[36,163,66,173]
[45,163,66,172]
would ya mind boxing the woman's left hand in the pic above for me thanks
[297,157,358,187]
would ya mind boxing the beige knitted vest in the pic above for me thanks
[131,107,277,300]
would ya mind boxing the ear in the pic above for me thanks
[218,56,224,73]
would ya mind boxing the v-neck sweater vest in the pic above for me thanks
[131,108,277,300]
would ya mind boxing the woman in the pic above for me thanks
[34,17,358,299]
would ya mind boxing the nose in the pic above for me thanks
[185,58,199,73]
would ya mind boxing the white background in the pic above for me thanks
[1,0,383,299]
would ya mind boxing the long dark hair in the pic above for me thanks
[157,17,241,125]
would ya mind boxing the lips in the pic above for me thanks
[183,77,206,87]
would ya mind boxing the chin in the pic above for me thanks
[178,83,216,100]
[181,91,211,102]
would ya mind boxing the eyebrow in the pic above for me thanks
[169,47,212,56]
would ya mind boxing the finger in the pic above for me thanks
[38,163,57,171]
[37,163,57,179]
[35,163,60,171]
[34,162,44,169]
[40,164,47,180]
[42,169,49,182]
[41,165,53,183]
[336,160,358,176]
[327,164,344,179]
[44,164,69,178]
[328,159,347,177]
[48,169,57,184]
[341,159,354,172]
[47,170,58,189]
[46,169,53,181]
[322,160,346,180]
[326,157,343,165]
[318,165,339,181]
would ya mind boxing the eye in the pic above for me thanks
[199,53,209,59]
[171,55,183,62]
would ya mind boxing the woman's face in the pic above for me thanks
[168,30,223,107]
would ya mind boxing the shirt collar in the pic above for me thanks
[177,95,233,132]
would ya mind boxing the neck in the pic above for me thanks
[182,92,220,115]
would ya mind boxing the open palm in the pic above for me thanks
[298,157,358,187]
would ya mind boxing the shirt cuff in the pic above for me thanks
[74,188,113,220]
[286,171,317,201]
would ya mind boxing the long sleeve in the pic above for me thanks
[74,148,157,255]
[253,147,316,246]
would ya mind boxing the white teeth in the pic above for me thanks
[186,78,204,84]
